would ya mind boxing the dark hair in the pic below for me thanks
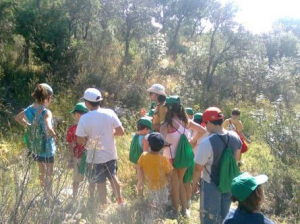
[150,145,162,152]
[193,118,202,125]
[232,108,241,116]
[232,185,264,213]
[165,102,189,127]
[209,118,224,126]
[74,111,87,115]
[137,123,150,131]
[158,95,166,103]
[32,84,52,104]
[85,100,101,107]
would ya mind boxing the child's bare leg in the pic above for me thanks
[45,163,54,196]
[89,183,96,202]
[178,168,187,214]
[109,176,121,201]
[184,183,192,204]
[97,182,107,204]
[37,162,46,188]
[170,169,180,213]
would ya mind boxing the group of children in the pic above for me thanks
[15,83,274,224]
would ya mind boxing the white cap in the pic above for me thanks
[82,88,103,102]
[147,84,167,97]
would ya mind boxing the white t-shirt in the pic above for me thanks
[192,127,209,155]
[76,108,122,164]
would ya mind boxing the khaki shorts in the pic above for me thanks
[73,157,84,183]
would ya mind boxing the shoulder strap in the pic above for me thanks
[229,119,237,132]
[216,133,229,149]
[172,119,186,135]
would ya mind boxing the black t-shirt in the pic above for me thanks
[223,209,275,224]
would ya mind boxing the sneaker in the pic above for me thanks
[182,209,191,218]
[167,209,179,220]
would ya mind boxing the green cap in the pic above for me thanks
[166,95,180,105]
[138,117,153,130]
[71,102,89,113]
[185,107,194,115]
[194,113,203,120]
[231,172,268,201]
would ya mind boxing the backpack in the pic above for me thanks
[205,134,240,193]
[183,161,195,183]
[229,120,248,153]
[78,151,87,174]
[129,134,142,164]
[23,109,47,155]
[172,127,194,169]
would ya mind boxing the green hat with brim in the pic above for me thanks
[166,96,180,105]
[71,102,89,113]
[231,172,268,202]
[138,117,153,130]
[185,107,194,115]
[194,113,203,120]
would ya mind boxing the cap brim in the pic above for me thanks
[81,97,103,102]
[147,88,167,97]
[254,175,268,185]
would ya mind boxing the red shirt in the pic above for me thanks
[66,124,85,158]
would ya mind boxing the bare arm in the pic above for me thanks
[77,136,87,145]
[160,122,168,138]
[142,138,149,152]
[235,149,241,162]
[15,110,30,127]
[114,126,125,136]
[44,111,56,138]
[188,120,207,147]
[192,163,204,193]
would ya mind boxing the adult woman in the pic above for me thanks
[223,172,274,224]
[160,96,206,217]
[146,84,167,132]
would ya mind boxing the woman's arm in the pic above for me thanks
[188,120,207,147]
[15,111,30,127]
[44,111,56,138]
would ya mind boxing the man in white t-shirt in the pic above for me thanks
[76,88,125,205]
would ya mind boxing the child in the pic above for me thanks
[66,102,88,198]
[15,83,56,195]
[129,117,153,196]
[185,107,194,120]
[224,172,274,224]
[76,88,125,206]
[137,132,173,219]
[223,108,250,156]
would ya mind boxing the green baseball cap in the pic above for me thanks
[71,102,89,113]
[166,95,180,105]
[138,117,153,130]
[194,113,203,120]
[185,107,194,115]
[231,172,268,202]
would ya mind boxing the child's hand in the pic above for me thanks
[140,108,147,117]
[137,182,143,192]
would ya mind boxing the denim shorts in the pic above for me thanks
[200,179,231,224]
[85,160,117,183]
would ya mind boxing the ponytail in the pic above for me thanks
[32,83,53,104]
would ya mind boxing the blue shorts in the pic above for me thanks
[85,160,117,183]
